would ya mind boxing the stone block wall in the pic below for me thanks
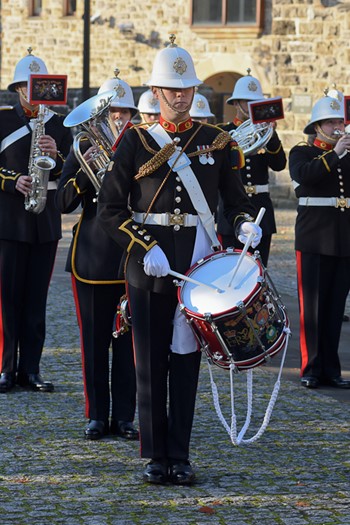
[1,0,350,204]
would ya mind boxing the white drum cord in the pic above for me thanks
[207,325,291,446]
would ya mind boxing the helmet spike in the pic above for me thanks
[168,34,177,48]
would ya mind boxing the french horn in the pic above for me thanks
[63,90,120,193]
[229,119,274,156]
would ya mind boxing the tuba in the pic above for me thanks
[25,105,57,214]
[229,119,274,156]
[63,90,120,194]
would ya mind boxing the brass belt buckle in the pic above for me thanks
[335,198,349,209]
[245,185,256,195]
[168,212,185,226]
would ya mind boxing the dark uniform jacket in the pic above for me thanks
[55,145,125,284]
[289,142,350,257]
[217,121,286,236]
[0,103,72,243]
[97,119,256,295]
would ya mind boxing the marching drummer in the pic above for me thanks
[217,69,286,267]
[97,35,261,485]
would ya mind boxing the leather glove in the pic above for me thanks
[143,245,170,278]
[238,221,262,249]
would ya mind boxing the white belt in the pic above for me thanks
[132,211,199,227]
[245,184,269,195]
[48,181,58,190]
[298,197,350,208]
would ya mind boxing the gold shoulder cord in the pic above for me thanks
[187,130,232,157]
[133,126,177,180]
[135,127,232,179]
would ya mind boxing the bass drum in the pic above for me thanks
[177,249,289,371]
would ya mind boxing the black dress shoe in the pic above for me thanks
[17,373,54,392]
[323,376,350,389]
[143,460,168,484]
[110,420,139,440]
[84,420,108,440]
[0,373,15,393]
[169,460,195,485]
[300,376,319,389]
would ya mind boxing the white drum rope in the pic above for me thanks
[207,326,291,446]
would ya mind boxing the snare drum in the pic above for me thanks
[177,249,289,371]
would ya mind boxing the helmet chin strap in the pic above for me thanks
[16,86,37,109]
[158,88,194,116]
[16,86,29,103]
[315,123,337,143]
[237,101,250,119]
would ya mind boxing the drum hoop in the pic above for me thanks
[178,249,263,318]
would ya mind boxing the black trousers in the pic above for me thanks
[219,234,272,267]
[128,284,201,461]
[296,251,350,380]
[72,277,136,423]
[0,239,57,375]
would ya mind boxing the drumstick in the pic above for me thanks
[227,207,266,288]
[168,269,224,293]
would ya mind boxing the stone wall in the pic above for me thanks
[1,0,350,206]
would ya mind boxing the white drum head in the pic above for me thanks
[180,252,261,316]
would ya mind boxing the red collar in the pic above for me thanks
[22,105,39,118]
[159,116,193,133]
[233,117,244,127]
[313,138,333,151]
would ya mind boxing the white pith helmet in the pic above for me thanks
[226,69,264,105]
[303,94,344,135]
[189,91,214,118]
[8,47,48,92]
[98,68,138,117]
[137,89,160,114]
[145,34,202,89]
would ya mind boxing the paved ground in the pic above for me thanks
[0,209,349,525]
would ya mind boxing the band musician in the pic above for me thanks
[289,93,350,390]
[217,69,286,267]
[0,48,72,394]
[56,71,139,440]
[97,36,261,485]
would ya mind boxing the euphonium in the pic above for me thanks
[63,90,119,194]
[25,105,56,214]
[229,119,274,156]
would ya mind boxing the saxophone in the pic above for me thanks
[25,105,56,214]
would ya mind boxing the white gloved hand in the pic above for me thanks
[143,245,170,278]
[238,221,262,249]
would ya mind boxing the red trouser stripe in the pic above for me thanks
[296,250,307,376]
[71,275,89,417]
[0,278,3,370]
